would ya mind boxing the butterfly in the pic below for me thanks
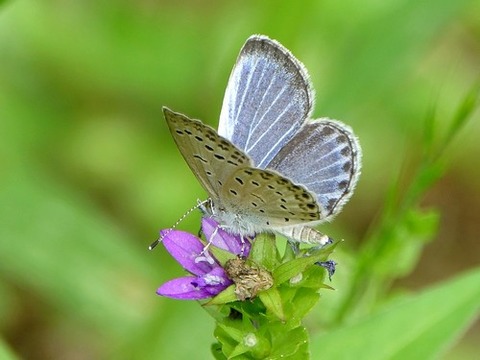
[162,34,361,245]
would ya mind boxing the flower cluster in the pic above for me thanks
[155,217,337,359]
[157,217,250,300]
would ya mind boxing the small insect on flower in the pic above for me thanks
[316,260,337,281]
[224,257,274,301]
[156,217,251,300]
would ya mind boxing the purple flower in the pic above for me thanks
[201,217,251,256]
[156,217,250,300]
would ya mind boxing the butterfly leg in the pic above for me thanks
[197,198,213,215]
[194,227,217,266]
[287,239,301,255]
[200,225,219,256]
[239,235,249,258]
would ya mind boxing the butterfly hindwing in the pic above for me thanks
[267,119,361,219]
[220,167,321,228]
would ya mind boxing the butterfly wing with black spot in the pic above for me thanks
[220,167,321,228]
[267,119,361,221]
[163,107,253,199]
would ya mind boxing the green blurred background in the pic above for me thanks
[0,0,479,359]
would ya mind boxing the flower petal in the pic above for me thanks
[161,230,218,276]
[196,266,232,288]
[156,276,228,300]
[202,217,251,255]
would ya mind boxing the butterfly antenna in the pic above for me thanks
[148,199,211,250]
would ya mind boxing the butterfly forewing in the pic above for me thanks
[163,107,253,198]
[220,167,321,228]
[267,119,361,220]
[218,35,313,169]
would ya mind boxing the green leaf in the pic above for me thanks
[371,208,439,278]
[268,325,310,360]
[214,317,271,359]
[422,102,437,159]
[273,246,335,285]
[214,323,239,358]
[440,81,480,159]
[0,339,19,360]
[250,233,279,271]
[211,342,227,360]
[228,332,271,359]
[289,287,321,321]
[258,287,285,321]
[312,267,480,359]
[217,322,245,343]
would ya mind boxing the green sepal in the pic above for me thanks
[208,244,238,265]
[206,285,238,305]
[250,232,280,270]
